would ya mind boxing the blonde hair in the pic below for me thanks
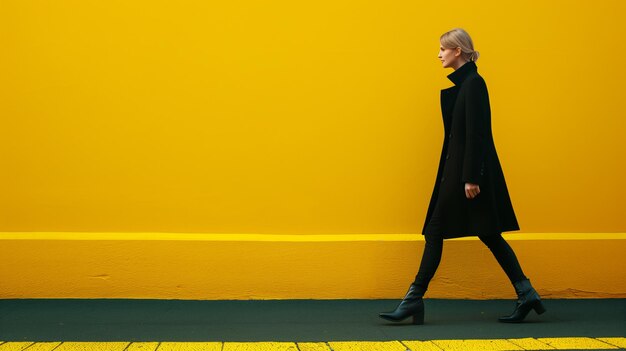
[440,28,480,62]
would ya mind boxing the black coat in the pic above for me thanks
[422,60,519,238]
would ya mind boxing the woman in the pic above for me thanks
[379,28,546,325]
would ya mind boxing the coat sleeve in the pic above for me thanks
[462,77,490,185]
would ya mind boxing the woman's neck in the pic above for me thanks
[452,59,469,71]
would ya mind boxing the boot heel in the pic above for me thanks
[411,308,424,325]
[533,300,546,315]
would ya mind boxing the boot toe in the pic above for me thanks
[498,316,522,323]
[379,312,398,321]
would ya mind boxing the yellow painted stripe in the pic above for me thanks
[157,342,221,351]
[506,338,556,350]
[222,342,298,351]
[21,342,62,351]
[431,339,524,351]
[401,340,444,351]
[1,232,625,241]
[125,342,159,351]
[500,233,626,241]
[0,232,421,241]
[0,338,622,351]
[53,342,130,351]
[598,338,626,349]
[296,342,332,351]
[0,343,33,351]
[536,337,619,349]
[327,341,407,351]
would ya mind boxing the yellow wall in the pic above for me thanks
[1,233,625,299]
[1,0,625,233]
[1,1,626,299]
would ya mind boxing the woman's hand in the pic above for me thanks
[465,182,480,199]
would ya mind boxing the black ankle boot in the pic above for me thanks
[499,278,546,323]
[379,283,425,325]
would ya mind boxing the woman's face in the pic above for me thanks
[438,44,462,69]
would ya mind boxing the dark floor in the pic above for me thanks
[0,298,624,342]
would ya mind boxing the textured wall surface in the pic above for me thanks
[1,233,624,299]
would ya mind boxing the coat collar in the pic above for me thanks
[446,60,477,86]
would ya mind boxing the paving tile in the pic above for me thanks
[431,339,523,351]
[222,342,298,351]
[0,343,35,351]
[506,338,556,350]
[327,341,407,351]
[157,343,221,351]
[536,338,618,350]
[296,342,332,351]
[401,340,443,351]
[23,343,62,351]
[597,338,626,349]
[50,343,130,351]
[126,342,160,351]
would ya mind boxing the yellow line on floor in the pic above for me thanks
[16,343,61,351]
[0,337,623,351]
[599,339,626,349]
[536,338,620,350]
[125,343,159,351]
[0,342,34,351]
[53,342,130,351]
[328,341,406,351]
[428,339,525,350]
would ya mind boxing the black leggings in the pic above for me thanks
[413,233,527,293]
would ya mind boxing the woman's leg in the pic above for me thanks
[478,233,527,284]
[379,232,443,324]
[412,232,445,294]
[479,233,546,322]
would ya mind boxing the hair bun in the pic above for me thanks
[472,50,480,61]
